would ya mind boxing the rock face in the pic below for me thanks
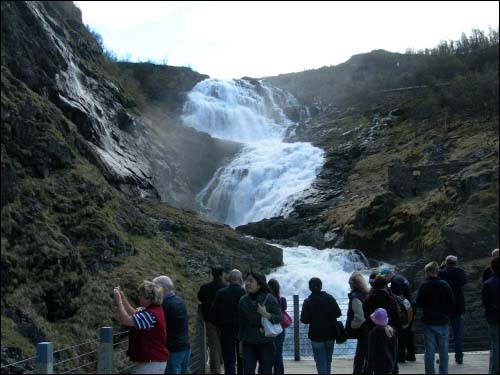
[1,1,239,210]
[1,1,281,365]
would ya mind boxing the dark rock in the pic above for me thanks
[115,111,135,133]
[1,156,18,208]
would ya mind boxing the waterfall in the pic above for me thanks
[267,245,370,300]
[181,79,377,358]
[182,78,324,227]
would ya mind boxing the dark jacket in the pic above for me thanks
[210,283,246,332]
[300,291,342,342]
[438,266,467,315]
[390,274,413,304]
[279,296,287,311]
[367,326,398,374]
[238,291,282,344]
[416,276,455,325]
[198,278,228,321]
[161,293,190,352]
[363,289,400,330]
[483,266,493,283]
[481,273,499,325]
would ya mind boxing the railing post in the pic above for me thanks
[98,326,113,374]
[293,294,300,361]
[198,304,206,374]
[36,342,53,374]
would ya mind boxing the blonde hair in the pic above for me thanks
[138,281,163,305]
[424,261,439,276]
[349,271,370,294]
[384,325,395,338]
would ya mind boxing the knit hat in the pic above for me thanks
[370,308,389,326]
[379,267,394,276]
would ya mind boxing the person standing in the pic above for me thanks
[482,257,499,374]
[301,277,342,375]
[363,275,400,332]
[392,287,414,366]
[346,271,370,374]
[198,266,228,374]
[416,261,455,374]
[438,255,467,365]
[210,269,246,375]
[483,248,499,282]
[238,271,282,374]
[380,267,416,362]
[268,279,287,375]
[113,282,169,374]
[366,308,398,375]
[153,276,190,374]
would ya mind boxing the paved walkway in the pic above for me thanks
[283,351,490,374]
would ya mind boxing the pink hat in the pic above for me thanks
[370,308,389,326]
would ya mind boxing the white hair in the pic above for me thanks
[445,255,458,266]
[492,249,499,257]
[153,275,174,292]
[228,269,243,284]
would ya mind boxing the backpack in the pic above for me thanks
[395,296,413,329]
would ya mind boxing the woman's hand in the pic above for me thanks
[257,303,271,319]
[113,287,122,304]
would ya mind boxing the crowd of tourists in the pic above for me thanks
[113,248,499,374]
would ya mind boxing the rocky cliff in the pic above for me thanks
[1,1,281,369]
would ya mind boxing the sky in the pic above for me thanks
[75,1,499,80]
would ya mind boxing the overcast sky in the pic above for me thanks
[75,1,499,80]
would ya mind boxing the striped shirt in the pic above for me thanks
[132,311,157,330]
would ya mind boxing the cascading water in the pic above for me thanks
[267,245,370,300]
[182,78,324,227]
[182,78,372,357]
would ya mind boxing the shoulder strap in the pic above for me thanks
[263,293,269,305]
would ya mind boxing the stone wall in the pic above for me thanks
[388,159,473,197]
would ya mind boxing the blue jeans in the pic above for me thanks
[423,325,449,374]
[165,348,191,374]
[449,315,463,360]
[489,324,499,374]
[273,330,285,374]
[311,340,335,374]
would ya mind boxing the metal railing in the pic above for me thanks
[283,296,356,360]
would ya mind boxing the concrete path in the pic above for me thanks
[283,351,490,374]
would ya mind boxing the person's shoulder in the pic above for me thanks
[216,285,229,294]
[199,282,210,290]
[484,274,499,285]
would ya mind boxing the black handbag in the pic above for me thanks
[335,321,348,344]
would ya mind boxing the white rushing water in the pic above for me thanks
[267,245,370,300]
[182,78,324,227]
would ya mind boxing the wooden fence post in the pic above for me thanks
[97,326,113,374]
[293,295,300,361]
[35,342,53,374]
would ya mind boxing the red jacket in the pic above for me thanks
[128,304,169,362]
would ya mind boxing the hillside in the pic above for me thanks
[1,1,281,369]
[241,34,499,290]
